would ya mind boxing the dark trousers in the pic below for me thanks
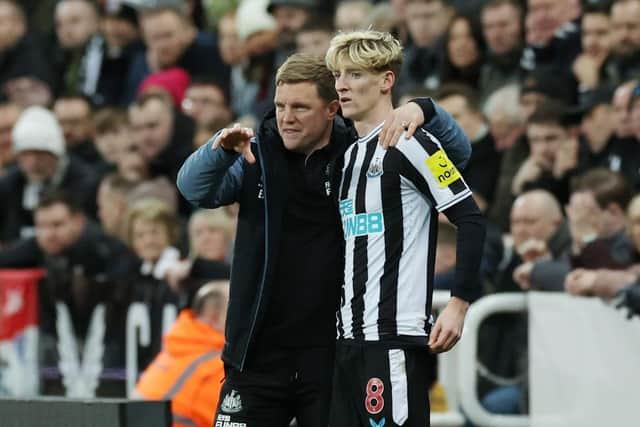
[213,346,335,427]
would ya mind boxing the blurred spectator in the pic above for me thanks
[128,92,193,184]
[125,197,182,368]
[0,106,98,244]
[53,95,100,165]
[436,84,501,208]
[479,0,525,101]
[483,84,525,150]
[235,0,280,121]
[512,100,578,203]
[0,0,54,107]
[267,0,316,64]
[434,221,458,289]
[521,0,581,73]
[334,0,372,32]
[295,16,334,57]
[135,280,229,427]
[165,208,232,303]
[101,2,140,55]
[181,77,233,148]
[398,0,454,92]
[572,2,614,92]
[0,191,137,365]
[97,172,137,241]
[124,5,229,105]
[628,83,640,141]
[93,107,131,174]
[439,15,486,89]
[612,79,637,140]
[0,102,21,174]
[610,0,640,83]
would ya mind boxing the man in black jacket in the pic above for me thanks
[177,53,471,427]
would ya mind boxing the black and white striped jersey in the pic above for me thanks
[337,122,472,342]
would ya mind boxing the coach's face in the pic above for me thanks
[274,82,339,155]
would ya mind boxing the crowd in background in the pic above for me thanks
[0,0,640,417]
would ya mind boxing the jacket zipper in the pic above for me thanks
[240,135,269,370]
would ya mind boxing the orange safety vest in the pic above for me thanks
[136,310,225,427]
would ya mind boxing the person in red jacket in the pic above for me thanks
[135,280,229,427]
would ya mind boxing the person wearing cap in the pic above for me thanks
[135,281,228,427]
[0,106,99,244]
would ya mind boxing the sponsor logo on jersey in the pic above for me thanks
[215,414,246,427]
[425,149,460,187]
[339,198,385,239]
[220,390,243,413]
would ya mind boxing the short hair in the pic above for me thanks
[571,168,632,211]
[100,173,137,196]
[93,108,129,135]
[188,75,229,103]
[435,83,481,113]
[36,191,82,214]
[139,5,188,23]
[130,91,174,112]
[481,0,523,15]
[125,197,180,246]
[527,100,567,128]
[325,30,403,79]
[299,15,335,34]
[483,84,523,124]
[276,53,338,103]
[582,1,612,15]
[192,280,229,315]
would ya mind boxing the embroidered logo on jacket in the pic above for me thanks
[220,390,243,413]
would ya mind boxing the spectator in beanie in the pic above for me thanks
[0,106,99,244]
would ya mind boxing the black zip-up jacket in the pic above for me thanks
[177,100,471,370]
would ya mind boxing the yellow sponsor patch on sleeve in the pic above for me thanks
[425,149,460,188]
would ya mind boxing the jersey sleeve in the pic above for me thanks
[395,128,472,212]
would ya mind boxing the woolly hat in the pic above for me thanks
[236,0,277,41]
[12,106,65,157]
[139,67,191,108]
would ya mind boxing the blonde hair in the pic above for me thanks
[188,208,236,255]
[125,197,180,247]
[275,53,338,103]
[325,30,403,78]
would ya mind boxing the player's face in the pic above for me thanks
[334,63,387,123]
[274,82,338,155]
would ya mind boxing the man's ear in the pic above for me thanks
[381,71,395,95]
[327,99,340,119]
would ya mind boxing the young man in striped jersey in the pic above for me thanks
[326,31,486,427]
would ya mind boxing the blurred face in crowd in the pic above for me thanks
[117,141,149,183]
[481,3,522,55]
[95,127,131,164]
[182,84,232,131]
[296,29,332,57]
[520,91,546,121]
[55,0,99,49]
[0,1,26,53]
[406,0,452,48]
[335,1,371,32]
[189,216,230,262]
[97,182,127,237]
[129,98,174,160]
[272,6,310,46]
[447,18,480,69]
[527,0,564,34]
[527,121,566,170]
[218,14,245,65]
[581,12,611,58]
[35,202,84,256]
[612,81,636,138]
[3,77,53,108]
[274,81,338,154]
[510,192,560,249]
[611,0,640,57]
[131,218,170,263]
[102,14,139,52]
[630,97,640,139]
[17,150,59,183]
[141,10,189,69]
[0,103,21,165]
[438,95,483,140]
[54,98,93,148]
[581,104,615,149]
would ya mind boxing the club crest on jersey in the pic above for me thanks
[367,157,383,178]
[220,390,243,413]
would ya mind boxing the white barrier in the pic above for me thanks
[456,293,529,427]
